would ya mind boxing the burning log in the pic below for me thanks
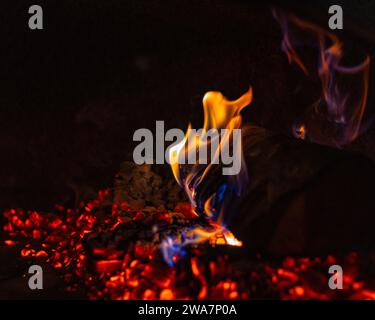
[196,125,375,256]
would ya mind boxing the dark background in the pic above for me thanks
[0,0,374,211]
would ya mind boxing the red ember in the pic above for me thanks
[3,189,375,300]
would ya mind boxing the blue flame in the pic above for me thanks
[161,236,187,267]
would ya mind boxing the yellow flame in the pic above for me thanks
[169,88,252,212]
[222,230,243,247]
[183,223,243,247]
[202,89,253,130]
[168,88,252,247]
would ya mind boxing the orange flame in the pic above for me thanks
[169,88,252,217]
[166,88,252,249]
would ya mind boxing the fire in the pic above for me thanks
[164,88,252,261]
[209,230,243,247]
[3,188,375,300]
[222,230,243,247]
[169,90,248,187]
[273,9,371,147]
[3,9,374,301]
[294,124,306,140]
[169,88,252,216]
[175,90,250,204]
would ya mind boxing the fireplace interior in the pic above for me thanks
[1,0,375,300]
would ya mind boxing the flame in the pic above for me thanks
[273,9,371,147]
[163,88,252,265]
[161,221,243,266]
[294,123,306,140]
[169,87,252,218]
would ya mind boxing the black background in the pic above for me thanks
[0,0,374,211]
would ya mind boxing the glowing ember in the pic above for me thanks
[3,187,375,300]
[221,231,243,247]
[294,124,306,140]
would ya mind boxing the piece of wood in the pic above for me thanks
[196,125,375,256]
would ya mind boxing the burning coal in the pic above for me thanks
[3,190,375,300]
[273,8,371,147]
[2,190,251,299]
